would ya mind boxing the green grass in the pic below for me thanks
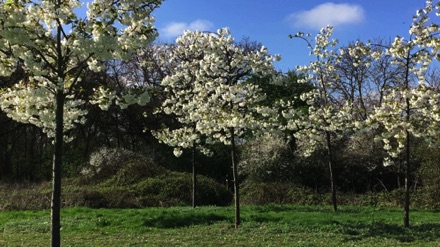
[1,205,440,246]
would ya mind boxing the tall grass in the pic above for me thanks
[1,205,440,246]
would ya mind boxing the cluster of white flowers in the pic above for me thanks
[367,84,440,165]
[284,26,355,156]
[0,0,161,141]
[359,0,440,165]
[0,82,87,141]
[154,28,279,156]
[284,1,440,164]
[152,126,214,157]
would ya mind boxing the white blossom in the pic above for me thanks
[154,27,278,156]
[287,26,354,156]
[0,0,161,141]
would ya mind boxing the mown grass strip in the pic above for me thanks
[1,205,440,246]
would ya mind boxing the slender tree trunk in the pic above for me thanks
[51,90,64,247]
[15,131,19,179]
[192,142,197,208]
[404,131,410,227]
[52,11,64,246]
[24,126,28,179]
[403,53,411,228]
[230,127,240,228]
[326,131,337,212]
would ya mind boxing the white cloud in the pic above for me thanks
[286,2,365,30]
[160,19,214,38]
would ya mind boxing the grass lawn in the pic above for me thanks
[1,205,440,246]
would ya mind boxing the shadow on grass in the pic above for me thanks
[341,221,440,243]
[143,211,229,228]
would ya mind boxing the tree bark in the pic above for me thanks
[403,130,410,227]
[192,142,197,208]
[326,131,337,212]
[52,11,64,246]
[403,53,411,228]
[230,127,240,228]
[51,89,64,247]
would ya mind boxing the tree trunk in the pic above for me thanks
[402,50,411,228]
[51,89,64,247]
[52,12,65,246]
[404,130,410,227]
[326,131,337,212]
[192,142,197,208]
[230,127,240,228]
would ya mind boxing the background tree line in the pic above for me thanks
[1,35,440,199]
[2,0,440,234]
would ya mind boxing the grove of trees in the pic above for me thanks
[2,0,440,245]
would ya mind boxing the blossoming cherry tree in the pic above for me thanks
[0,0,161,245]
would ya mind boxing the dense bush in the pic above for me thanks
[0,182,51,210]
[0,148,232,210]
[3,144,440,210]
[241,181,321,205]
[65,172,232,208]
[2,179,440,210]
[80,147,153,183]
[102,159,168,186]
[240,181,440,209]
[133,172,232,207]
[239,134,296,183]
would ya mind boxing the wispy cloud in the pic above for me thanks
[160,19,214,38]
[286,2,365,30]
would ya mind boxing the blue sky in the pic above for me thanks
[152,1,427,72]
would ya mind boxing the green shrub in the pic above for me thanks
[240,181,440,210]
[241,181,319,205]
[1,147,233,210]
[102,159,168,186]
[196,175,232,206]
[239,134,296,183]
[408,188,440,210]
[80,147,153,183]
[63,170,232,208]
[133,172,232,207]
[69,189,108,208]
[0,182,51,211]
